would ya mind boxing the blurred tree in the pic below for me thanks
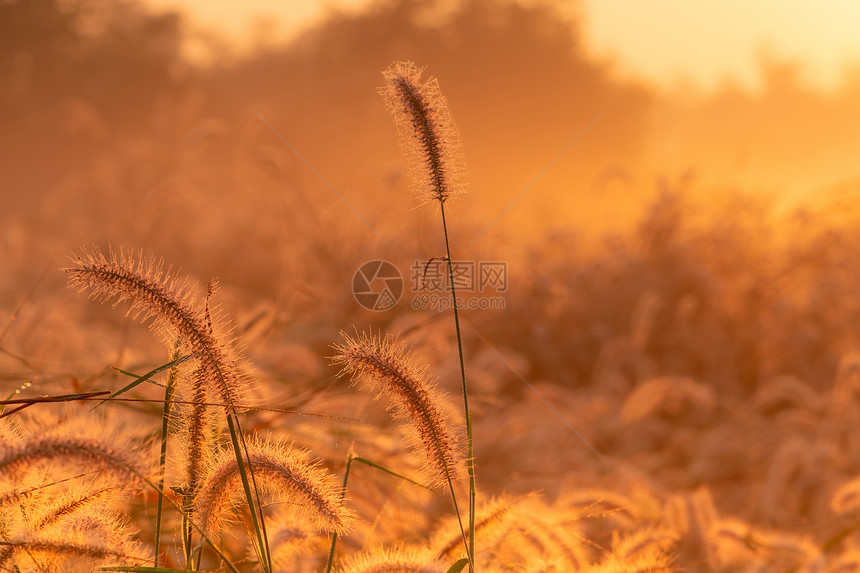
[202,0,651,219]
[0,0,184,126]
[0,0,186,215]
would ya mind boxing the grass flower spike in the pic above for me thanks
[194,437,354,536]
[64,247,248,412]
[333,331,461,487]
[339,546,447,573]
[0,435,148,486]
[379,61,467,205]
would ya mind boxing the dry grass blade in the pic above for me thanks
[0,391,110,419]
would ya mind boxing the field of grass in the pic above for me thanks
[4,1,860,571]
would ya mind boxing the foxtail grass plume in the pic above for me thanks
[489,501,590,570]
[332,331,461,487]
[339,546,447,573]
[379,61,467,205]
[30,483,114,530]
[0,502,144,572]
[178,365,219,498]
[0,434,148,487]
[194,437,354,536]
[609,525,679,563]
[263,522,312,567]
[432,494,531,560]
[585,553,675,573]
[621,377,716,424]
[0,537,144,573]
[831,475,860,516]
[708,517,819,570]
[64,247,249,412]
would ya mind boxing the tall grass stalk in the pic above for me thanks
[439,200,475,568]
[380,60,475,570]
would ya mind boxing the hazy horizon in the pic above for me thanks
[147,0,860,93]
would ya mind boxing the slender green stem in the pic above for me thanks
[154,349,179,567]
[445,474,471,567]
[182,493,193,568]
[440,201,475,572]
[351,456,432,489]
[226,413,272,573]
[325,453,354,573]
[238,416,273,572]
[142,475,241,573]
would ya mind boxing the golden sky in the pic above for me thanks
[583,0,860,91]
[147,0,860,91]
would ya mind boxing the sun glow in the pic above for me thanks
[582,0,860,92]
